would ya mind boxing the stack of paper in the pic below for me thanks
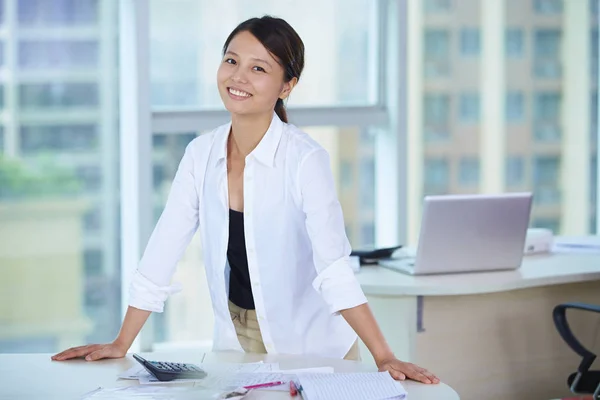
[297,372,407,400]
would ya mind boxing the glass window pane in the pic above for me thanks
[18,0,98,27]
[534,29,562,78]
[424,0,451,13]
[20,125,98,154]
[19,83,98,109]
[534,0,563,14]
[0,1,119,353]
[506,91,524,123]
[19,41,98,70]
[424,158,450,195]
[150,0,378,109]
[411,0,597,244]
[458,157,480,187]
[505,28,524,57]
[506,156,525,187]
[534,92,561,142]
[152,126,377,345]
[424,29,450,77]
[424,94,450,141]
[460,28,481,57]
[592,29,598,78]
[459,92,480,123]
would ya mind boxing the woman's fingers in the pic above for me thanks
[52,344,100,361]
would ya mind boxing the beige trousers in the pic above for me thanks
[228,300,361,361]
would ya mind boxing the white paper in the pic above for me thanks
[208,366,335,390]
[201,371,290,390]
[278,367,334,374]
[298,372,407,400]
[80,385,223,399]
[118,361,278,385]
[257,367,335,391]
[552,242,600,254]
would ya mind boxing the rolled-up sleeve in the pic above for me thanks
[129,142,199,312]
[299,148,368,314]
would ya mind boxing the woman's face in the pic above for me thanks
[217,31,292,118]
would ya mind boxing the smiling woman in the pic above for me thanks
[217,17,305,123]
[51,13,439,386]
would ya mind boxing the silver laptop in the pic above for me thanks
[379,192,533,275]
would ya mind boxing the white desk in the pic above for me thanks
[356,249,600,400]
[0,351,460,399]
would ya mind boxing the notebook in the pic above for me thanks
[297,372,407,400]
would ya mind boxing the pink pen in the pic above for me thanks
[243,380,285,390]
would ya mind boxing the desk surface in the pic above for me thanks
[0,351,459,400]
[357,251,600,296]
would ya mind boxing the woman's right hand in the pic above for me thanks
[51,341,128,362]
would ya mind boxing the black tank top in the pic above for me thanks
[227,209,255,309]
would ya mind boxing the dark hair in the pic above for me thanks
[222,16,305,123]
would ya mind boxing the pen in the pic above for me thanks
[290,380,298,396]
[243,380,285,390]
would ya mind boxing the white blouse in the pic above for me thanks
[129,113,368,358]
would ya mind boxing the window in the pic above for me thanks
[0,0,120,353]
[505,28,524,57]
[152,125,377,345]
[592,91,598,141]
[460,28,480,57]
[20,125,98,154]
[359,158,375,210]
[591,155,597,207]
[506,92,524,123]
[532,217,561,232]
[340,161,353,191]
[534,29,562,78]
[424,158,450,195]
[76,165,102,193]
[83,205,102,233]
[534,92,561,141]
[424,94,450,141]
[535,30,561,58]
[361,223,375,247]
[506,156,525,187]
[150,0,379,109]
[19,41,98,70]
[533,155,561,205]
[534,0,563,14]
[459,157,480,186]
[19,83,98,109]
[459,92,480,123]
[411,0,596,245]
[18,0,98,27]
[424,29,450,77]
[592,29,598,78]
[424,0,451,13]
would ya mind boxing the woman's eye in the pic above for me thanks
[225,58,236,65]
[253,66,265,72]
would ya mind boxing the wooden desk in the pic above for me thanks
[0,351,460,399]
[356,249,600,400]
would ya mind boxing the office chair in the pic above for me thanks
[553,303,600,398]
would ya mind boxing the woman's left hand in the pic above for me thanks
[376,356,440,384]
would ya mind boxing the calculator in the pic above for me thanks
[132,353,207,382]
